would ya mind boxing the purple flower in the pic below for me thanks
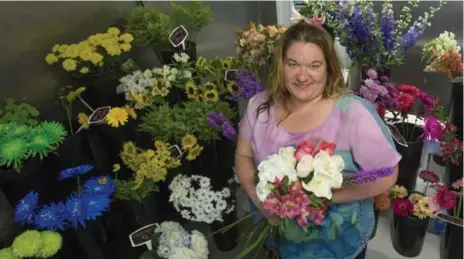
[232,70,264,101]
[417,92,433,109]
[207,112,236,140]
[359,86,377,102]
[421,116,443,141]
[349,167,395,184]
[366,69,378,79]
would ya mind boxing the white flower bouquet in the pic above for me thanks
[153,221,209,259]
[169,174,235,224]
[116,52,193,109]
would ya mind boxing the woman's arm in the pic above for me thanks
[235,135,260,206]
[332,164,399,204]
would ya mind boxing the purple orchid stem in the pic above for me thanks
[348,167,395,184]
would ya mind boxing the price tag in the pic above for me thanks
[129,223,158,250]
[436,213,463,227]
[224,69,240,82]
[88,106,111,124]
[168,144,183,160]
[386,122,408,148]
[169,25,188,51]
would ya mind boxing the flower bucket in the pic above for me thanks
[441,221,463,259]
[391,214,429,257]
[394,122,424,191]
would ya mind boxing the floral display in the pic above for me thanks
[169,174,235,223]
[206,112,236,140]
[45,27,133,75]
[0,230,62,259]
[390,185,438,219]
[113,140,181,201]
[116,53,193,109]
[430,180,463,221]
[0,121,66,171]
[14,165,115,230]
[148,221,209,259]
[298,0,445,66]
[234,23,287,67]
[422,31,463,79]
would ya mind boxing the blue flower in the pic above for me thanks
[82,176,116,196]
[34,202,66,231]
[80,194,112,221]
[64,194,87,229]
[14,191,39,224]
[58,164,94,180]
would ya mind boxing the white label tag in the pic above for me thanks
[129,223,158,250]
[386,122,408,147]
[88,106,111,125]
[169,25,188,50]
[435,213,464,227]
[168,144,183,160]
[224,69,239,82]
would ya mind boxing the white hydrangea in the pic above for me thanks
[169,174,235,224]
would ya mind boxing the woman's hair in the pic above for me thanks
[257,20,347,122]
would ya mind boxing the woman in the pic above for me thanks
[235,20,401,259]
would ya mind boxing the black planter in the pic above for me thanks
[394,122,424,191]
[450,80,462,141]
[445,162,463,188]
[157,41,197,65]
[210,210,239,252]
[441,222,463,259]
[391,215,429,257]
[433,154,447,167]
[370,209,380,240]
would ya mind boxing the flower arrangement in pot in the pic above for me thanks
[0,230,62,259]
[138,221,209,259]
[389,184,439,257]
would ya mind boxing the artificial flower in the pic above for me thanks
[391,185,408,199]
[231,70,264,101]
[185,144,203,161]
[392,199,413,216]
[349,167,395,184]
[181,134,197,150]
[66,87,86,102]
[58,164,94,180]
[206,112,236,140]
[420,116,443,141]
[34,202,66,231]
[14,191,39,225]
[77,113,90,129]
[436,186,456,209]
[452,179,463,190]
[38,231,63,258]
[408,193,424,205]
[79,194,112,221]
[82,176,116,196]
[123,105,137,119]
[106,107,128,128]
[419,170,439,183]
[11,230,42,257]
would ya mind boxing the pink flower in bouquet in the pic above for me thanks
[392,199,413,216]
[427,195,440,212]
[318,141,336,156]
[420,116,443,141]
[436,186,456,210]
[289,182,310,206]
[278,194,300,219]
[263,193,281,215]
[298,205,325,227]
[295,140,316,161]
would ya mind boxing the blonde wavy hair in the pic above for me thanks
[257,20,349,121]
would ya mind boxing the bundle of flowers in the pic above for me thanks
[430,179,463,223]
[116,53,193,109]
[14,165,115,230]
[150,221,209,259]
[234,23,287,67]
[0,122,66,172]
[226,140,394,258]
[298,0,445,66]
[45,27,134,75]
[112,140,181,201]
[422,31,463,80]
[0,230,62,259]
[169,174,235,224]
[390,184,438,219]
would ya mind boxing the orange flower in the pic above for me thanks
[374,193,391,211]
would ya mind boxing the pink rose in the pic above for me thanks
[318,141,336,156]
[295,140,316,161]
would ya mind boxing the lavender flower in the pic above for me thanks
[348,167,395,184]
[207,112,236,140]
[231,70,263,101]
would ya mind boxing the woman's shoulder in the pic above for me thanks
[246,91,270,111]
[337,93,376,114]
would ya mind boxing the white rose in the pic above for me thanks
[256,181,271,202]
[278,146,296,168]
[257,154,298,183]
[296,155,314,178]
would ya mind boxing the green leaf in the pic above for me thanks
[139,250,157,259]
[306,229,319,241]
[351,212,358,224]
[327,225,336,240]
[330,213,344,228]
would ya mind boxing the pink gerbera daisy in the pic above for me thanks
[392,199,413,216]
[419,170,439,183]
[436,187,456,210]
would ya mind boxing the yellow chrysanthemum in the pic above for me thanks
[391,185,408,199]
[66,87,87,102]
[154,140,168,151]
[58,44,68,53]
[79,49,94,61]
[89,53,103,65]
[79,67,90,74]
[62,59,77,71]
[203,89,219,102]
[106,107,129,128]
[107,27,120,36]
[408,193,424,205]
[123,105,137,119]
[130,91,145,105]
[77,113,90,129]
[181,134,198,150]
[45,54,59,65]
[186,144,204,161]
[63,44,80,59]
[52,44,60,53]
[120,43,131,52]
[119,33,134,43]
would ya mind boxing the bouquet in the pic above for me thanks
[234,23,287,67]
[0,230,62,259]
[390,184,438,219]
[422,31,463,80]
[169,174,235,224]
[45,27,133,76]
[116,52,193,109]
[140,221,208,259]
[223,140,394,258]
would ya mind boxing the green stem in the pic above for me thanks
[424,182,429,194]
[456,197,462,218]
[78,96,95,112]
[210,211,258,236]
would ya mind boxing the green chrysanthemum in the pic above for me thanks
[0,247,19,259]
[0,138,28,170]
[11,230,42,257]
[39,121,67,144]
[28,129,53,159]
[12,124,30,137]
[37,231,63,258]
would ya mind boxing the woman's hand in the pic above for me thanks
[256,201,278,226]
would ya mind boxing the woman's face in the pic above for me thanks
[283,41,327,103]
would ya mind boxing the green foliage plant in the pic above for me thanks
[0,122,67,172]
[169,1,214,43]
[0,99,40,126]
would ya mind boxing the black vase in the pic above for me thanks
[441,223,463,259]
[450,80,462,141]
[210,211,239,252]
[157,41,197,65]
[445,162,463,188]
[370,209,380,240]
[391,215,429,257]
[394,122,424,191]
[433,154,447,167]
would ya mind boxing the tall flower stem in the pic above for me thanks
[78,96,95,112]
